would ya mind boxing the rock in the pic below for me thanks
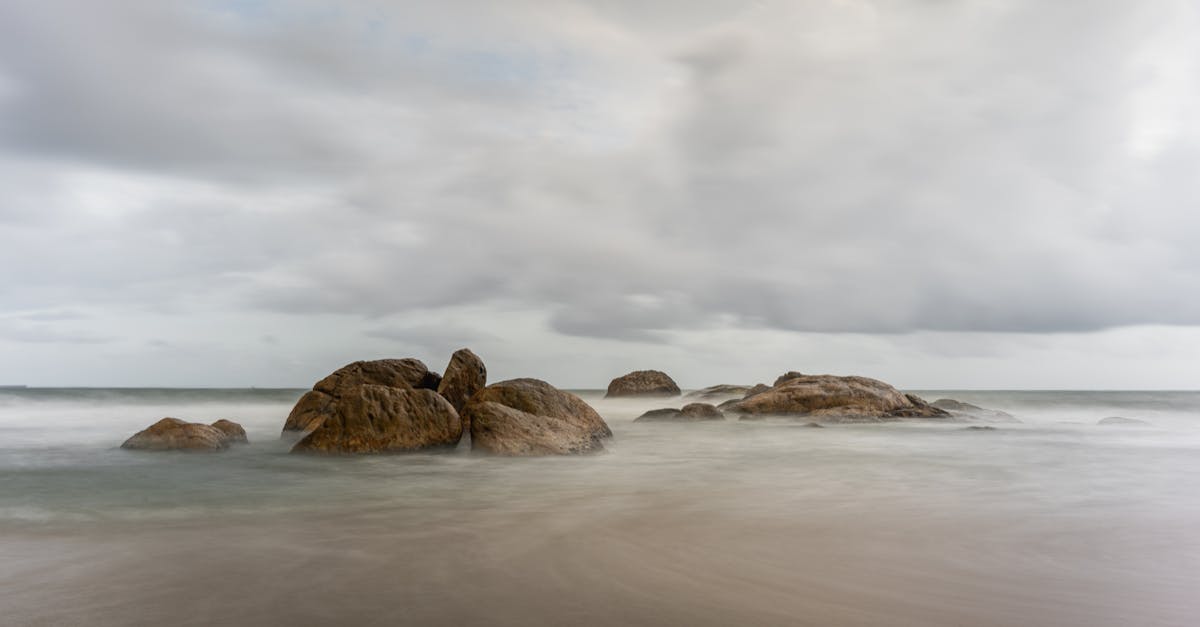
[728,374,950,422]
[291,385,462,454]
[283,358,441,435]
[1098,416,1149,426]
[635,402,725,422]
[210,419,248,444]
[773,371,805,387]
[466,378,612,455]
[931,398,1019,423]
[605,370,681,398]
[717,398,743,411]
[685,384,751,400]
[743,384,771,399]
[121,417,233,451]
[437,348,487,434]
[963,425,997,431]
[801,422,824,428]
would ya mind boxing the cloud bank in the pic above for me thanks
[1,0,1199,387]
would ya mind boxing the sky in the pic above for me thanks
[1,0,1199,389]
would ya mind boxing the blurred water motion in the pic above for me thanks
[1,389,1198,626]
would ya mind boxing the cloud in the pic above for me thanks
[1,1,1199,386]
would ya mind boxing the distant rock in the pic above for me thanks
[467,378,612,455]
[743,384,771,399]
[282,358,442,435]
[121,417,247,451]
[963,425,997,431]
[605,370,681,398]
[1098,416,1149,426]
[291,385,462,455]
[635,402,725,423]
[437,349,487,436]
[210,419,248,444]
[685,384,752,400]
[931,399,1019,423]
[773,372,805,387]
[727,373,950,422]
[801,422,824,428]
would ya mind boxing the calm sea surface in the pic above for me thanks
[1,388,1197,626]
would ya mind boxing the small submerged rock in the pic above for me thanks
[931,399,1019,423]
[801,422,824,428]
[121,417,248,451]
[1098,416,1149,426]
[685,384,752,400]
[963,425,997,431]
[605,370,681,398]
[467,378,612,455]
[635,402,725,423]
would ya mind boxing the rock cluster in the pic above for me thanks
[275,350,610,456]
[121,417,249,451]
[722,373,949,422]
[605,370,680,398]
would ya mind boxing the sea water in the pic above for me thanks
[1,388,1197,626]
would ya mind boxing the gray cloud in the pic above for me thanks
[1,0,1199,387]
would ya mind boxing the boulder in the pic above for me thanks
[635,402,725,422]
[1098,416,1149,426]
[931,399,1019,423]
[282,358,441,434]
[466,378,612,455]
[727,374,950,422]
[743,384,771,399]
[437,348,487,421]
[685,384,752,400]
[210,419,248,444]
[773,371,805,387]
[121,417,243,451]
[291,385,462,454]
[605,370,681,398]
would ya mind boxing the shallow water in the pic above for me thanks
[1,388,1198,626]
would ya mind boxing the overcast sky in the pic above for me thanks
[1,0,1199,389]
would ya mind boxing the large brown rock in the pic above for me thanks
[605,370,681,398]
[466,378,612,455]
[726,374,950,422]
[635,402,725,423]
[121,417,247,451]
[282,358,440,434]
[437,348,487,414]
[291,385,462,454]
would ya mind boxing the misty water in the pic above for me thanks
[2,388,1198,626]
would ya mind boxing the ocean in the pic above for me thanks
[1,388,1197,626]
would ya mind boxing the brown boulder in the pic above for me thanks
[727,374,950,422]
[121,417,238,451]
[282,358,440,435]
[291,385,462,454]
[743,383,771,399]
[437,348,487,420]
[605,370,681,398]
[210,419,248,444]
[466,378,612,455]
[773,371,805,387]
[635,402,725,423]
